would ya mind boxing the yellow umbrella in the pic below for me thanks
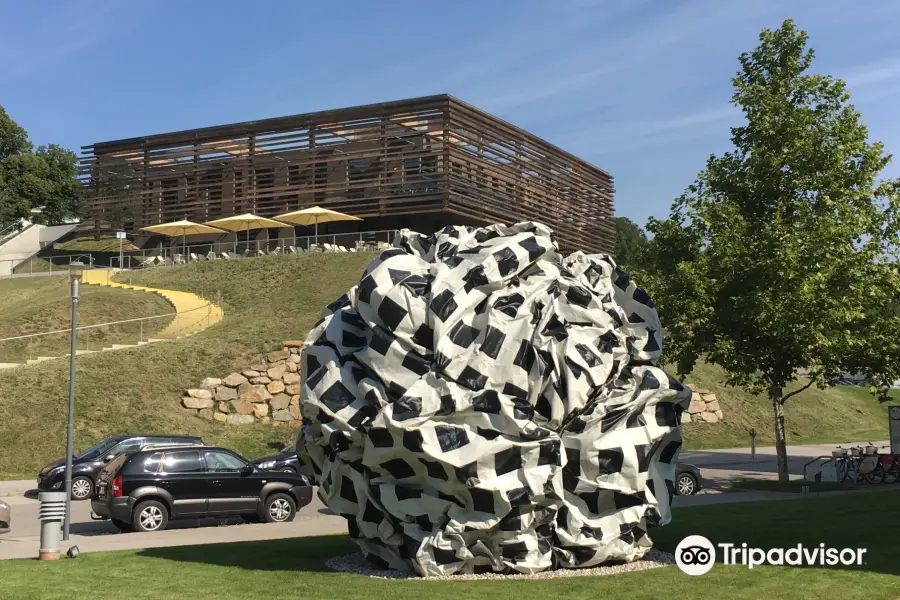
[141,220,226,255]
[204,213,290,253]
[274,206,362,245]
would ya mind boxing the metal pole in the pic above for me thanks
[63,277,79,541]
[119,237,123,271]
[750,429,757,460]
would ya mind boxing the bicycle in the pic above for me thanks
[858,442,884,484]
[832,445,861,484]
[883,453,900,484]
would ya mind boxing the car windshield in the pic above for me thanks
[75,438,121,460]
[283,443,295,454]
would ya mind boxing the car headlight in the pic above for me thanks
[258,461,276,470]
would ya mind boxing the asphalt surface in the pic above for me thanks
[0,440,889,560]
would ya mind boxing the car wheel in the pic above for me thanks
[132,500,169,532]
[279,466,296,473]
[676,472,697,496]
[262,493,296,523]
[111,518,133,532]
[70,476,94,501]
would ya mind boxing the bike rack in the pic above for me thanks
[802,455,835,483]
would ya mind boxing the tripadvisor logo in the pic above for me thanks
[675,535,867,575]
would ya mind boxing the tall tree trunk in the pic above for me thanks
[771,384,789,484]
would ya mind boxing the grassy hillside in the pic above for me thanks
[0,252,893,479]
[0,253,373,478]
[680,361,894,450]
[0,277,174,362]
[54,236,139,252]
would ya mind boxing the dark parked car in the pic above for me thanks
[0,500,9,535]
[37,435,203,501]
[675,462,702,496]
[251,443,314,478]
[91,445,313,532]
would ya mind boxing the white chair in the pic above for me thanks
[173,254,186,265]
[139,256,156,268]
[220,251,233,260]
[288,246,299,254]
[189,253,201,263]
[206,251,218,260]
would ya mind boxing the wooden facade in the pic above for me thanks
[80,95,614,253]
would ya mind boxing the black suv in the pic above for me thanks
[91,445,313,532]
[37,435,203,500]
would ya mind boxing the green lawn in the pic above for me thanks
[0,489,896,599]
[54,236,139,252]
[0,276,174,362]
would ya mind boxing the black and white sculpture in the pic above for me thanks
[297,222,691,576]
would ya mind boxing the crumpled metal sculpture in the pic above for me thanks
[296,221,691,576]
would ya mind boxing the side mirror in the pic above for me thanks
[104,454,115,463]
[241,465,254,475]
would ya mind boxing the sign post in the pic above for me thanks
[890,406,900,455]
[116,231,126,269]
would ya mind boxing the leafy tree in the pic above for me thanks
[0,105,30,162]
[613,216,648,271]
[0,105,81,229]
[34,144,81,225]
[643,20,900,483]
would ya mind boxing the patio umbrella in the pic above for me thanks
[204,213,290,253]
[141,220,226,256]
[273,206,362,245]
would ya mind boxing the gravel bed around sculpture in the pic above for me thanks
[325,549,676,580]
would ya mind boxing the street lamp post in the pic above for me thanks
[63,262,86,541]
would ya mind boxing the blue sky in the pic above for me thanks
[2,0,900,229]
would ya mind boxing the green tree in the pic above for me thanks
[0,105,81,229]
[613,216,648,271]
[0,105,30,162]
[643,20,900,483]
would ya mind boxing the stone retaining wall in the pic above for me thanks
[181,340,304,427]
[183,345,725,428]
[682,384,724,424]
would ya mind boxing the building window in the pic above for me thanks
[348,158,366,200]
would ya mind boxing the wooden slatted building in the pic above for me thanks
[80,94,614,253]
